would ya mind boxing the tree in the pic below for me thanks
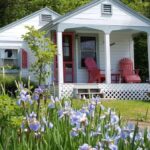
[22,26,56,85]
[121,0,150,18]
[0,0,91,27]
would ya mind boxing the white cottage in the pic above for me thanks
[42,0,150,99]
[1,0,150,100]
[0,7,60,81]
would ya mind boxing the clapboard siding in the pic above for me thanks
[63,2,149,27]
[76,31,132,83]
[0,10,58,41]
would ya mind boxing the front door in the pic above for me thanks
[54,32,74,83]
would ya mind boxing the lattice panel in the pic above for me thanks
[60,84,75,98]
[60,83,150,100]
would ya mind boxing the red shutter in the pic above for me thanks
[22,49,28,68]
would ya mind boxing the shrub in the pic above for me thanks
[0,74,37,96]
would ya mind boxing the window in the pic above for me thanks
[5,49,13,58]
[2,49,18,67]
[41,14,52,22]
[102,4,112,15]
[80,36,96,67]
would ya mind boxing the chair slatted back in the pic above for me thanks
[119,58,133,77]
[84,57,97,71]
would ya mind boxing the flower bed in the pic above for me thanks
[0,84,150,150]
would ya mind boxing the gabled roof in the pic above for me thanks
[51,0,150,26]
[0,7,61,33]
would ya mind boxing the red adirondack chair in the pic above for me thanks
[84,57,105,83]
[119,58,141,83]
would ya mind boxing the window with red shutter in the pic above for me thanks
[22,49,28,68]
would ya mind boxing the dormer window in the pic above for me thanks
[102,4,112,15]
[41,14,52,23]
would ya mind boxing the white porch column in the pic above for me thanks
[148,33,150,81]
[57,31,64,98]
[104,32,111,84]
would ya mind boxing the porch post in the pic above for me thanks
[148,33,150,81]
[104,32,111,84]
[57,31,64,98]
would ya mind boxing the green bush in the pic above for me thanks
[0,74,37,96]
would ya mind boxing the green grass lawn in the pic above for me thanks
[102,100,150,122]
[72,99,150,122]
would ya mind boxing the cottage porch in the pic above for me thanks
[45,0,150,99]
[51,27,150,99]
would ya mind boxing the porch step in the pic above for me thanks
[73,88,104,99]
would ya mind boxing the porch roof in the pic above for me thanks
[42,0,150,33]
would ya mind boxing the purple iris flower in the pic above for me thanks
[70,130,78,137]
[91,96,101,105]
[29,118,41,132]
[120,130,128,139]
[110,114,119,125]
[88,104,95,112]
[109,144,118,150]
[121,123,135,139]
[20,89,27,95]
[58,110,64,118]
[70,114,80,126]
[79,144,91,150]
[32,94,39,101]
[20,93,30,102]
[29,112,37,118]
[64,101,71,108]
[34,86,44,94]
[48,103,55,109]
[80,108,90,116]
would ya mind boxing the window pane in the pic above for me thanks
[63,35,72,61]
[80,36,96,67]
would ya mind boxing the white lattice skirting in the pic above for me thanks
[60,83,150,100]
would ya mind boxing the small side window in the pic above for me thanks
[102,4,112,15]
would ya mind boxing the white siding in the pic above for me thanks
[0,9,58,42]
[76,31,132,83]
[63,1,149,27]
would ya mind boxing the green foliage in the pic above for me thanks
[1,92,150,149]
[121,0,150,19]
[0,0,91,27]
[0,65,20,70]
[134,33,148,82]
[0,95,21,127]
[0,74,37,96]
[22,26,56,85]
